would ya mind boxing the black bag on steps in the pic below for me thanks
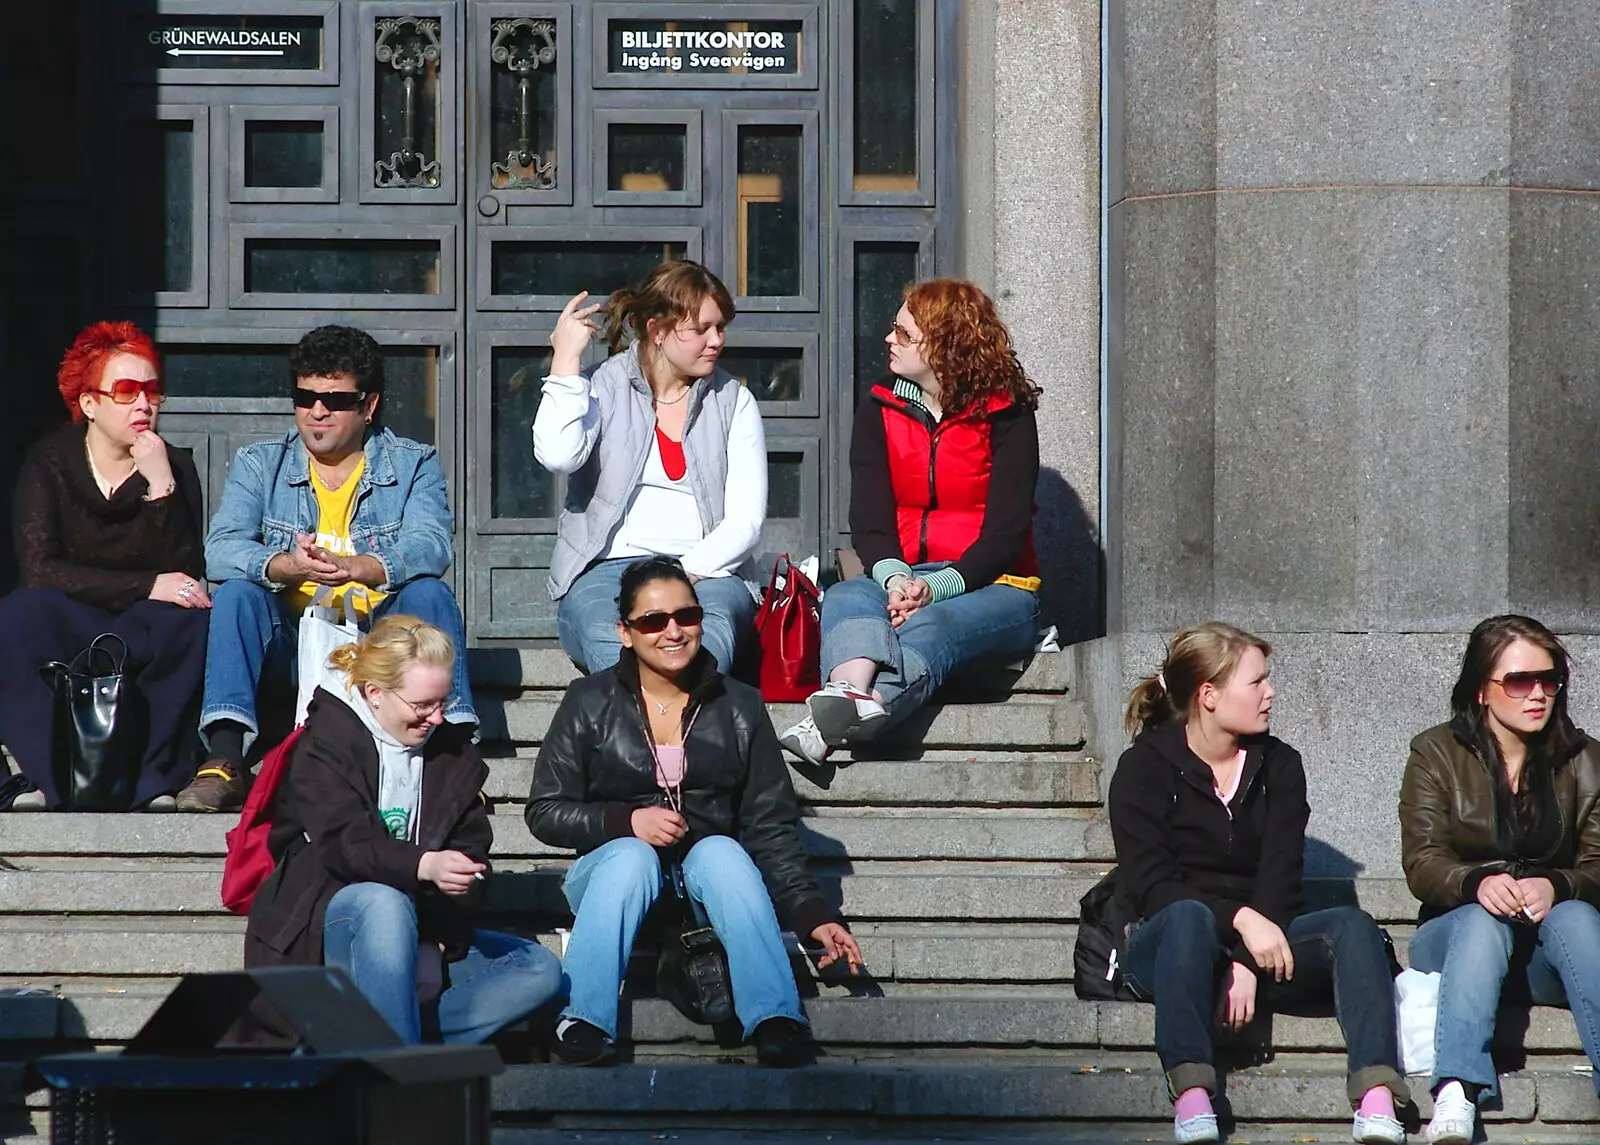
[41,633,142,811]
[656,859,736,1025]
[1073,867,1143,1002]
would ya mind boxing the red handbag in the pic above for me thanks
[753,554,822,702]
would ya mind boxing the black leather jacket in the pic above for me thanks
[525,650,839,938]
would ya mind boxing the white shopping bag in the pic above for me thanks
[293,587,367,725]
[1394,967,1440,1077]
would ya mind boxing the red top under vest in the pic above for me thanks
[654,426,687,482]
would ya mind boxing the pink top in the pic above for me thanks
[1213,749,1246,815]
[653,744,686,789]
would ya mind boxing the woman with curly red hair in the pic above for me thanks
[0,321,210,811]
[779,279,1042,763]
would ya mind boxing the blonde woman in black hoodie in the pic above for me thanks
[1108,622,1408,1145]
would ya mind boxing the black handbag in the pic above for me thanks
[656,860,736,1025]
[41,633,142,811]
[1073,867,1143,1002]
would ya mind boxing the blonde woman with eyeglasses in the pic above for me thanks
[243,614,560,1044]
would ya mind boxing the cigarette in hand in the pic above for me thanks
[473,871,486,881]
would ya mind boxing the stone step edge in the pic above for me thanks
[487,1060,1600,1123]
[464,648,1073,695]
[6,989,1595,1056]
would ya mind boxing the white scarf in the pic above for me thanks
[339,687,426,843]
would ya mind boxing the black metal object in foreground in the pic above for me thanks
[31,967,502,1145]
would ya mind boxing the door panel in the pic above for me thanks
[105,0,957,643]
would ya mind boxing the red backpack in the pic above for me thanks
[220,727,305,915]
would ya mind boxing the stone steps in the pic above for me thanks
[481,695,1087,751]
[0,857,1430,922]
[0,802,1111,862]
[464,649,1075,696]
[8,977,1595,1057]
[484,1058,1600,1125]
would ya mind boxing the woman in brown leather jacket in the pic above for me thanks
[1400,615,1600,1145]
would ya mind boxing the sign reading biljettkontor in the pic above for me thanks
[608,20,802,75]
[129,16,324,71]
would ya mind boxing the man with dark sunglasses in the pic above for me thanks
[183,325,476,812]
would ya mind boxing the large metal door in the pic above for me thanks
[94,0,955,643]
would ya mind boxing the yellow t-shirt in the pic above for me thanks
[287,457,388,617]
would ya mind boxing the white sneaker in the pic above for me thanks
[777,716,831,766]
[11,789,46,811]
[806,680,888,744]
[1353,1110,1405,1144]
[1426,1080,1474,1145]
[1174,1110,1220,1143]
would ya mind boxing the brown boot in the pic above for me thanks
[176,759,247,812]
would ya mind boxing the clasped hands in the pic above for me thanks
[884,574,932,629]
[269,533,382,588]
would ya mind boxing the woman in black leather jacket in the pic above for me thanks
[527,556,862,1068]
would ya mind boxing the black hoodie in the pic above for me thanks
[1107,720,1310,973]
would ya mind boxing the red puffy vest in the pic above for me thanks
[873,383,1039,578]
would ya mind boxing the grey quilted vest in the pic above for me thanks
[547,343,747,599]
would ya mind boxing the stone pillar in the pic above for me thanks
[963,0,1103,643]
[1100,0,1600,875]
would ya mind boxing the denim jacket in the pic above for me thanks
[205,428,454,591]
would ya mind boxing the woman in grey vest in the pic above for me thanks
[535,261,766,675]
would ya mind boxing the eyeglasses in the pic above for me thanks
[1489,671,1564,699]
[890,322,921,346]
[91,378,165,405]
[624,606,704,634]
[390,690,456,719]
[293,388,367,412]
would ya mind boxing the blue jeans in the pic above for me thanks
[200,575,477,750]
[1409,900,1600,1102]
[1120,900,1407,1104]
[322,882,562,1044]
[557,557,756,675]
[560,835,806,1039]
[818,569,1039,733]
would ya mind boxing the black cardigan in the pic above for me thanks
[1107,720,1310,975]
[13,422,205,612]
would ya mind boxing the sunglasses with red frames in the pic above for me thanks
[624,606,704,633]
[293,388,368,412]
[92,378,165,405]
[1489,670,1564,699]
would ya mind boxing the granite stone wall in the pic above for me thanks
[1097,0,1600,872]
[963,0,1103,643]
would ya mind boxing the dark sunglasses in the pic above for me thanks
[92,378,165,405]
[1490,670,1564,699]
[624,605,704,634]
[293,387,367,412]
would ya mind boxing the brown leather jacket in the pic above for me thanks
[1399,720,1600,922]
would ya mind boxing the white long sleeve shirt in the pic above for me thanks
[532,373,767,579]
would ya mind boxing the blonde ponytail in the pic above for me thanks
[1123,622,1272,740]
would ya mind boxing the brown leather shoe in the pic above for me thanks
[176,760,247,812]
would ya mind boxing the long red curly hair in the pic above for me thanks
[56,321,161,423]
[903,279,1040,415]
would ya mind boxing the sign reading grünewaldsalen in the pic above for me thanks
[608,20,801,75]
[129,15,324,70]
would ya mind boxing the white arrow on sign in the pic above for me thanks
[166,47,286,56]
